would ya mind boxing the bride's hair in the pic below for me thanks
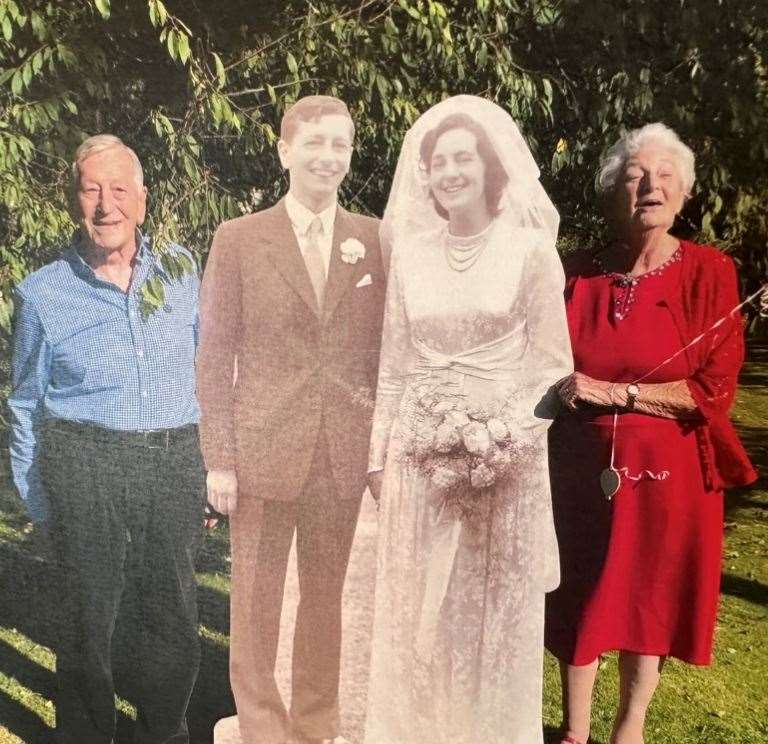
[418,112,509,220]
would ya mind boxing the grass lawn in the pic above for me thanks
[0,347,766,744]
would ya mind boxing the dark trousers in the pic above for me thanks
[40,420,206,744]
[230,433,362,744]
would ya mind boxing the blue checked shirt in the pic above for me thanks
[8,231,201,522]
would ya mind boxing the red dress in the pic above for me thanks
[545,242,753,666]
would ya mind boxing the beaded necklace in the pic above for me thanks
[444,221,494,272]
[594,244,683,321]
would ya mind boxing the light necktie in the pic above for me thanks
[304,215,326,308]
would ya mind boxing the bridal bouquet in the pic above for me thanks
[400,383,537,521]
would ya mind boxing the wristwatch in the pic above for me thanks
[625,382,640,410]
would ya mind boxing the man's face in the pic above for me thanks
[278,114,354,207]
[76,147,147,255]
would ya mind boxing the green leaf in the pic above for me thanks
[286,51,298,74]
[542,77,553,103]
[94,0,111,20]
[1,15,12,41]
[166,29,177,60]
[177,32,191,64]
[10,70,22,95]
[213,52,226,87]
[156,0,168,25]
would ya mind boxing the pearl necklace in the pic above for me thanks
[444,222,494,272]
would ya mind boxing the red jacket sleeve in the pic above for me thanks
[684,254,745,421]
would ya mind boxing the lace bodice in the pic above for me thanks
[369,221,573,470]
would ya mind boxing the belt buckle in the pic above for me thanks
[138,428,166,450]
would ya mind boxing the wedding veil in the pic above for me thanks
[381,94,560,252]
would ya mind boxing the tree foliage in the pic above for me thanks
[0,0,766,337]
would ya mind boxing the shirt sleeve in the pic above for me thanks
[7,290,52,522]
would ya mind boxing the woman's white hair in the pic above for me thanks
[596,123,695,197]
[72,134,144,188]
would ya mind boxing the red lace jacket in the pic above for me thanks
[564,240,757,491]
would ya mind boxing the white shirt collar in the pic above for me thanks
[285,190,337,237]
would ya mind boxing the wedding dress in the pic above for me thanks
[364,96,573,744]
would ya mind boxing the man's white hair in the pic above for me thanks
[72,134,144,188]
[596,122,696,198]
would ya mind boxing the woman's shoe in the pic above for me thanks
[560,736,586,744]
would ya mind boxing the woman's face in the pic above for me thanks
[612,144,686,235]
[428,127,487,220]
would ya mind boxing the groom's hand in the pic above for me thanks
[207,470,239,522]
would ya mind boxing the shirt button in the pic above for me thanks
[129,310,136,318]
[137,349,144,358]
[141,390,148,398]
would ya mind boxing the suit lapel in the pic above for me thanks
[323,207,364,324]
[262,199,321,319]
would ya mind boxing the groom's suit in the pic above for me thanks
[197,197,385,743]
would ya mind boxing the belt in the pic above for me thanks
[43,419,199,449]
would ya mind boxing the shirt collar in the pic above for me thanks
[66,229,155,281]
[285,190,337,238]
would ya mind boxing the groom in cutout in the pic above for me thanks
[197,95,386,744]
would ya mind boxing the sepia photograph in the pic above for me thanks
[0,2,766,743]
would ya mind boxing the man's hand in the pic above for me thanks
[206,469,238,524]
[368,470,384,509]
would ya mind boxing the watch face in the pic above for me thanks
[627,383,640,396]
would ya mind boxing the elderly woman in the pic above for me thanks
[545,123,757,744]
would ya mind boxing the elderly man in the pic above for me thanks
[8,134,205,744]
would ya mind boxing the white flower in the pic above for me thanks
[444,410,470,428]
[340,238,366,264]
[431,465,464,490]
[486,417,509,443]
[435,422,460,453]
[466,405,491,422]
[461,422,492,456]
[470,462,495,489]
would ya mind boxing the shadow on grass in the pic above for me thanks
[720,573,768,609]
[0,528,235,744]
[0,688,53,744]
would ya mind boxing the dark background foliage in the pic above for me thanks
[1,0,767,397]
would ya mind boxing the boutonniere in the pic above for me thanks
[340,238,366,264]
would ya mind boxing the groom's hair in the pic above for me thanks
[280,95,355,143]
[419,112,508,220]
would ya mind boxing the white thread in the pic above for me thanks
[608,282,768,492]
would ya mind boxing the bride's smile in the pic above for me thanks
[428,127,488,221]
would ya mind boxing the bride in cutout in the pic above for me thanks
[364,95,573,744]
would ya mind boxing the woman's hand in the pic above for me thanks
[556,372,614,410]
